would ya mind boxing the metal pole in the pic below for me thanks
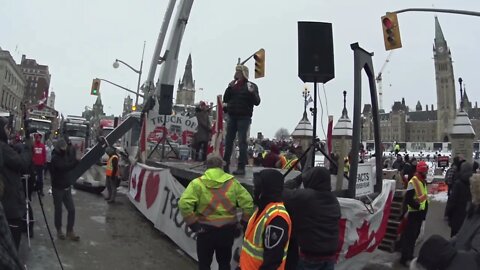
[136,41,146,107]
[145,0,177,99]
[311,81,318,168]
[96,78,144,97]
[393,8,480,17]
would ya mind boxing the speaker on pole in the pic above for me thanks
[158,84,174,115]
[298,22,335,83]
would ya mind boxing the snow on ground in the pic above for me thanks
[429,191,448,203]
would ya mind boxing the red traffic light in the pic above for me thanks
[382,17,393,29]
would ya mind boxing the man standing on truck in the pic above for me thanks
[105,146,119,203]
[32,133,47,196]
[222,64,261,175]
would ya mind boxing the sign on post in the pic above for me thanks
[355,163,374,197]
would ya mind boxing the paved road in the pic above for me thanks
[19,183,196,270]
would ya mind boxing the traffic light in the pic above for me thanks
[254,48,265,79]
[132,105,137,111]
[381,13,402,51]
[91,79,101,95]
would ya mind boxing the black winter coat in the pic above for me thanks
[283,167,341,256]
[446,162,473,235]
[223,80,260,118]
[0,141,31,220]
[50,148,78,189]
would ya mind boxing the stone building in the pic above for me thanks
[0,48,26,130]
[18,54,50,104]
[362,17,480,143]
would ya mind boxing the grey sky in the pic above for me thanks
[1,0,479,138]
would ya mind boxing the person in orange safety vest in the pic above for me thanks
[240,169,292,270]
[105,146,119,203]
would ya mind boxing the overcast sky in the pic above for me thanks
[1,0,479,138]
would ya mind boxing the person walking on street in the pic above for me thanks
[283,167,341,270]
[105,146,119,203]
[32,133,46,196]
[445,162,473,237]
[240,169,292,270]
[50,138,80,241]
[400,161,429,267]
[222,64,261,175]
[179,154,254,270]
[0,118,31,249]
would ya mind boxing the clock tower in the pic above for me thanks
[434,16,457,142]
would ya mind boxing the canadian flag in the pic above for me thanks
[207,95,224,157]
[37,90,48,110]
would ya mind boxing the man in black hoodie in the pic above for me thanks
[239,169,291,270]
[445,162,473,237]
[51,138,79,241]
[0,117,31,249]
[283,167,341,270]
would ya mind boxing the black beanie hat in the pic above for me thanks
[417,235,457,270]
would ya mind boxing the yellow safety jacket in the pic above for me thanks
[407,175,428,212]
[179,168,254,227]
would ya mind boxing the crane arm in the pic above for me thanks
[376,51,394,82]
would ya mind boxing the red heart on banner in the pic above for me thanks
[145,172,160,209]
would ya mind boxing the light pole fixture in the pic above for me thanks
[112,41,146,108]
[302,86,310,114]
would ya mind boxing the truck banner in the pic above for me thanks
[146,106,198,148]
[129,163,395,269]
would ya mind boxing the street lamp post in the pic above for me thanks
[113,41,146,108]
[302,86,310,114]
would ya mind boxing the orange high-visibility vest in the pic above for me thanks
[106,155,119,177]
[240,202,291,270]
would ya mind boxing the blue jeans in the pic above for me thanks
[297,258,335,270]
[35,165,44,192]
[223,116,251,169]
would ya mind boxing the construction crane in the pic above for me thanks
[375,51,394,111]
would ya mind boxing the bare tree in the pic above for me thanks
[275,128,290,141]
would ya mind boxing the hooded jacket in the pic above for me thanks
[50,139,78,189]
[0,118,31,220]
[446,162,473,235]
[179,167,254,229]
[283,167,341,256]
[412,234,479,270]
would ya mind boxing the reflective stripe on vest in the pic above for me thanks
[240,202,291,270]
[197,178,237,227]
[407,176,428,212]
[283,158,298,170]
[106,155,119,177]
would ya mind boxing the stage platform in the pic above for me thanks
[146,160,302,190]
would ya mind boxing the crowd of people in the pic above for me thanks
[0,116,82,269]
[179,154,340,270]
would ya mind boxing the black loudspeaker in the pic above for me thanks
[158,84,174,115]
[298,22,335,83]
